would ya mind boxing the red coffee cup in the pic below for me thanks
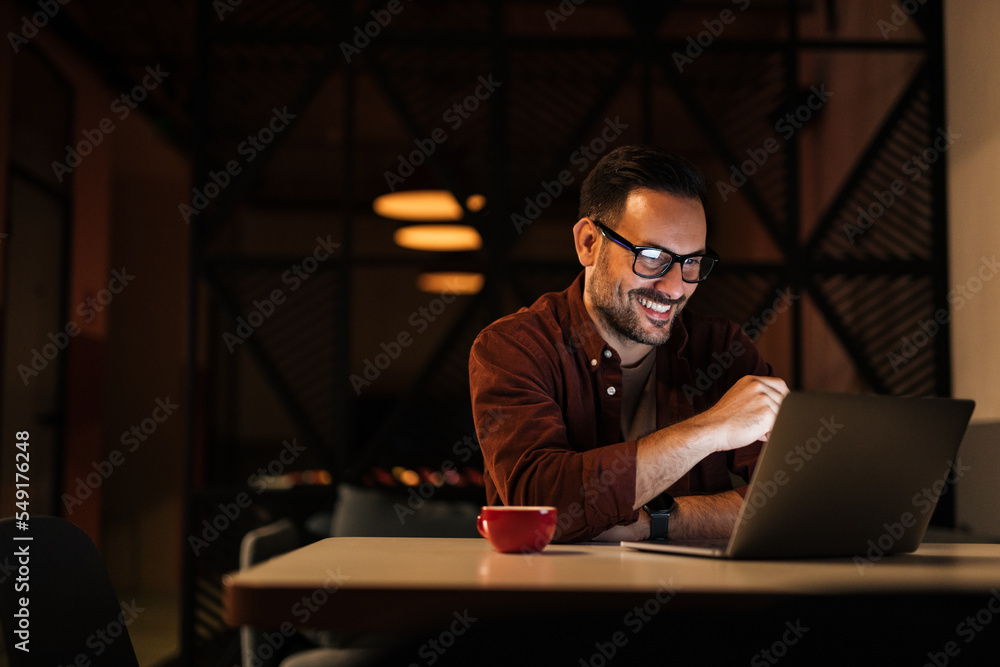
[476,506,558,553]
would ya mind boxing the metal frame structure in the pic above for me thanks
[181,1,947,661]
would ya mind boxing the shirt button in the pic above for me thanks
[603,349,613,358]
[606,386,616,396]
[590,358,598,367]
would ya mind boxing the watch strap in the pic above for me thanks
[643,494,675,540]
[642,494,677,540]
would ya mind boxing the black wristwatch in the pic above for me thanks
[643,495,676,541]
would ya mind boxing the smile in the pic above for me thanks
[637,296,671,314]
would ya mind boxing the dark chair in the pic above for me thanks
[239,518,302,667]
[238,484,480,667]
[0,516,139,667]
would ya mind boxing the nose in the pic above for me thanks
[650,262,687,300]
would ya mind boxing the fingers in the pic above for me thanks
[741,375,789,409]
[744,375,789,397]
[714,375,790,450]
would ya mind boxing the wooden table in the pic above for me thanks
[224,537,1000,665]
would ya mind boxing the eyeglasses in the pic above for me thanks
[593,220,719,283]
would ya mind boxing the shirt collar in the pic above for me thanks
[565,271,691,364]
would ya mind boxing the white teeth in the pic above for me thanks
[638,297,670,314]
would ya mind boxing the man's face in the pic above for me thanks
[585,188,707,349]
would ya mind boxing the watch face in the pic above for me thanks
[649,494,675,513]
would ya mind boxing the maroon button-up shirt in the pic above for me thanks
[469,273,773,542]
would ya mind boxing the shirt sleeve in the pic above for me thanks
[469,328,639,543]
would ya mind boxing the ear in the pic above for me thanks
[573,218,600,267]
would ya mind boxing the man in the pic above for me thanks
[469,145,788,543]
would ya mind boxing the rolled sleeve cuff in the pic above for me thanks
[559,440,640,542]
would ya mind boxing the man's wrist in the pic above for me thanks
[678,412,729,454]
[637,506,652,540]
[643,494,676,541]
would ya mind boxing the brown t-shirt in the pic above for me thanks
[469,272,773,542]
[620,348,657,443]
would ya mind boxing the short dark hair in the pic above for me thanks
[578,145,707,228]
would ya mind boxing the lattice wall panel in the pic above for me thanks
[209,262,341,453]
[813,72,936,262]
[815,273,938,396]
[681,49,791,238]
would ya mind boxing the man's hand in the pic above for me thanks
[689,375,789,452]
[633,375,788,509]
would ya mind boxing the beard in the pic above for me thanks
[587,245,687,347]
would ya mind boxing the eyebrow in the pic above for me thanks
[634,237,707,257]
[599,221,706,256]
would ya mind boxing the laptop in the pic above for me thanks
[621,391,975,559]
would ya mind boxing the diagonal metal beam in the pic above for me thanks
[195,48,344,243]
[346,293,486,477]
[362,52,479,212]
[348,0,656,476]
[804,60,930,257]
[654,48,788,253]
[802,276,890,394]
[202,265,328,462]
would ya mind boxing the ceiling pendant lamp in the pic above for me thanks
[374,190,486,293]
[415,271,484,295]
[374,190,486,252]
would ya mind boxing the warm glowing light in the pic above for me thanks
[393,224,482,251]
[416,272,484,294]
[398,469,421,486]
[373,190,458,221]
[423,470,444,487]
[465,194,487,212]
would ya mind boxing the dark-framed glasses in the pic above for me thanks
[593,219,719,283]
